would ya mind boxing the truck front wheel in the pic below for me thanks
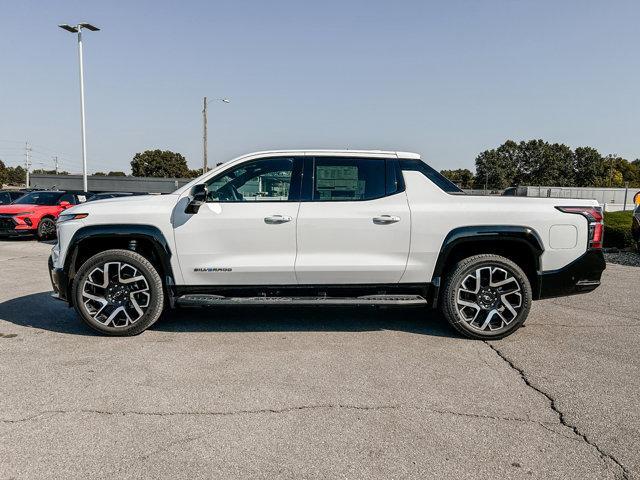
[72,249,165,336]
[440,254,532,340]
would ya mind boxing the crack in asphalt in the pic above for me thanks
[0,403,401,424]
[1,404,578,434]
[432,408,553,426]
[3,397,630,476]
[486,341,631,480]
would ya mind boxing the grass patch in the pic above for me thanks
[603,210,634,248]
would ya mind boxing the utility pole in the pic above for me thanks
[203,96,208,174]
[202,97,230,174]
[24,142,31,187]
[53,156,59,174]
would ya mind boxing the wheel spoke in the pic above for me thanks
[480,309,498,330]
[501,292,522,318]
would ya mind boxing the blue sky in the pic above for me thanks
[0,0,638,174]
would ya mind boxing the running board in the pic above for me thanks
[176,294,427,307]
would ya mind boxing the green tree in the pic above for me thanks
[0,160,7,186]
[131,150,190,178]
[514,140,574,186]
[473,140,519,189]
[440,168,474,189]
[5,166,26,185]
[473,140,639,189]
[609,156,640,187]
[107,171,126,176]
[574,147,606,187]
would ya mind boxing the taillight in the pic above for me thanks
[556,206,604,249]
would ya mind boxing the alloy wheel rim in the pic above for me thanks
[455,266,523,332]
[81,262,150,327]
[41,220,55,236]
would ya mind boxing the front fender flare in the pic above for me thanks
[64,224,175,288]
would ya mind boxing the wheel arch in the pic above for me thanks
[36,213,56,226]
[432,225,544,304]
[64,224,175,303]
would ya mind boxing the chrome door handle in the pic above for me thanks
[373,215,400,225]
[264,214,292,224]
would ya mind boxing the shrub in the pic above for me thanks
[603,210,634,249]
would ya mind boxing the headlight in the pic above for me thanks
[13,211,34,216]
[57,213,89,224]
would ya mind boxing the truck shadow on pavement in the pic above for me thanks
[0,291,460,338]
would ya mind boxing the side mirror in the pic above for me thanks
[59,201,71,209]
[185,184,207,214]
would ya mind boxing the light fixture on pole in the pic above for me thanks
[203,97,230,174]
[58,22,100,192]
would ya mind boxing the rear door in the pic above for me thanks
[294,156,411,284]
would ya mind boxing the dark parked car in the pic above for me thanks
[0,190,27,205]
[86,192,144,202]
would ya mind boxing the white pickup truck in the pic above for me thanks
[49,150,606,339]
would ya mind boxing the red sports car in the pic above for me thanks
[0,190,88,240]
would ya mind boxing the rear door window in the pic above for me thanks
[312,158,387,201]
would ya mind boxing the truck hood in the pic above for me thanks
[66,193,180,216]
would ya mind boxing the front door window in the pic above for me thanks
[206,158,295,202]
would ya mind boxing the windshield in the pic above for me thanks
[13,192,63,206]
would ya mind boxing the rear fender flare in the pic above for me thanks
[431,225,544,304]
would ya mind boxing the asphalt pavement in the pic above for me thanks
[0,239,637,479]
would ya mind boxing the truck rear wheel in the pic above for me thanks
[440,254,532,340]
[72,249,165,336]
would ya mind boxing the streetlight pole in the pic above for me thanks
[202,97,230,174]
[59,22,100,192]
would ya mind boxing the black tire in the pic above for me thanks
[37,217,56,240]
[440,254,532,340]
[72,249,165,336]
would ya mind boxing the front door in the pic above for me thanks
[173,156,302,285]
[295,156,411,284]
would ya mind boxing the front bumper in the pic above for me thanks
[0,229,34,237]
[48,255,69,303]
[537,250,606,299]
[0,216,35,236]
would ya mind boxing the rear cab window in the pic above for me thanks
[307,157,403,201]
[399,159,464,194]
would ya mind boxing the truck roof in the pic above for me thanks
[237,149,421,159]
